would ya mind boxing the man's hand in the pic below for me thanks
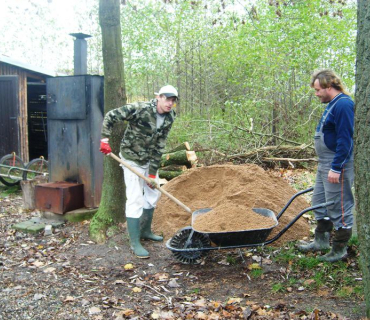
[100,138,112,155]
[147,174,157,189]
[328,170,340,184]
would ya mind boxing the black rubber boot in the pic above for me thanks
[140,208,163,241]
[319,228,352,263]
[297,219,333,252]
[126,218,149,258]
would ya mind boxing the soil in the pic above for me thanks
[0,166,366,320]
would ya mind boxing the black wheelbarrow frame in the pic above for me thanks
[166,187,334,263]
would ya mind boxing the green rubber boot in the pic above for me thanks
[319,228,352,263]
[126,218,149,259]
[140,208,163,242]
[297,219,333,252]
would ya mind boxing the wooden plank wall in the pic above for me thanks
[0,63,47,163]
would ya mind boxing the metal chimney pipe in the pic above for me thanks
[69,33,91,75]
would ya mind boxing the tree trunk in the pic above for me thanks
[354,0,370,317]
[89,0,127,244]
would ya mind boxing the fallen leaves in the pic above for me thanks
[89,307,101,315]
[43,266,56,273]
[248,263,261,270]
[123,263,133,270]
[0,187,362,320]
[64,296,75,302]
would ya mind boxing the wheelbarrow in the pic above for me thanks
[107,153,333,265]
[165,187,334,264]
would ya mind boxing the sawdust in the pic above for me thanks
[153,164,311,246]
[192,203,276,232]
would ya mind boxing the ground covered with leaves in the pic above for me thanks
[0,171,366,320]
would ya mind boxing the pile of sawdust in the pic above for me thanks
[153,164,311,246]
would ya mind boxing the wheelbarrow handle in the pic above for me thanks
[276,187,314,220]
[108,152,192,214]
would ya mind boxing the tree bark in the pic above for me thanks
[159,165,188,172]
[158,170,183,180]
[354,0,370,317]
[89,0,127,243]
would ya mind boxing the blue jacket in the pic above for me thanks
[316,93,354,173]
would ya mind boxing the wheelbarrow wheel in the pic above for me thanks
[23,158,48,181]
[169,227,210,264]
[0,154,25,186]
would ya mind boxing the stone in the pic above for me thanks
[44,225,53,236]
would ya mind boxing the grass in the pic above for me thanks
[0,184,21,198]
[269,241,363,299]
[250,269,264,278]
[226,255,237,265]
[271,282,285,293]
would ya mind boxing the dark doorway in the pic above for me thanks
[0,75,20,157]
[27,82,48,160]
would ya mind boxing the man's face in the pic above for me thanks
[157,95,177,114]
[313,79,332,103]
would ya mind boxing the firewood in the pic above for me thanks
[166,142,191,153]
[160,150,197,168]
[159,164,188,172]
[158,170,183,180]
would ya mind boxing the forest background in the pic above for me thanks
[0,0,357,158]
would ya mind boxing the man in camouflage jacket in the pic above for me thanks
[99,85,178,258]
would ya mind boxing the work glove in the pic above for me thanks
[100,138,112,155]
[146,174,158,189]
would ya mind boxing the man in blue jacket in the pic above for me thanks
[298,69,354,262]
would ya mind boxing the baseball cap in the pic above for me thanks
[155,85,178,98]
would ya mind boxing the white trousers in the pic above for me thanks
[120,155,160,218]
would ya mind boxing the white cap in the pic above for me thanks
[155,85,178,98]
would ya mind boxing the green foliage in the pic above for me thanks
[116,0,356,153]
[3,0,357,156]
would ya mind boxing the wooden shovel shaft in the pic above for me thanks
[109,152,192,214]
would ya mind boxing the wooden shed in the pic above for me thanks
[0,55,58,163]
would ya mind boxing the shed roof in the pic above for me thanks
[0,54,62,77]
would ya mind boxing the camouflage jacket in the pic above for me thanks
[101,99,176,175]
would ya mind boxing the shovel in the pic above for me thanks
[108,152,192,214]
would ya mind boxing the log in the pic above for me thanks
[158,170,183,180]
[166,142,191,153]
[160,164,187,172]
[160,150,197,168]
